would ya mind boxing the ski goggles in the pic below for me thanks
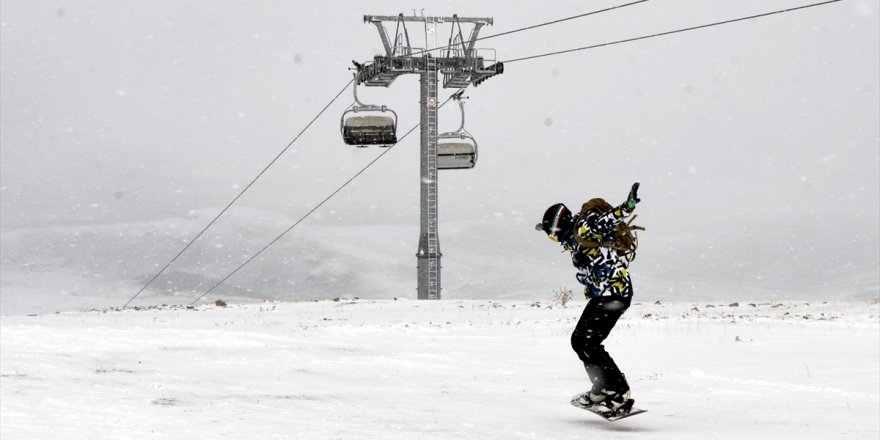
[535,222,558,242]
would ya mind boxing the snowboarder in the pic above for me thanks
[536,183,642,417]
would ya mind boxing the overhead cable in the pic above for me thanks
[406,0,652,59]
[187,90,464,305]
[479,0,651,42]
[502,0,844,64]
[122,79,353,308]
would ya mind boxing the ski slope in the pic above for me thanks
[2,299,877,439]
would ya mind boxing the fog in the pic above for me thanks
[1,0,878,312]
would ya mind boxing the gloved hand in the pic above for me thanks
[624,182,640,212]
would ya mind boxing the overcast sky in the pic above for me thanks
[1,0,878,306]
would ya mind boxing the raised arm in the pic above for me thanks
[585,183,641,234]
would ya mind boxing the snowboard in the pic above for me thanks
[570,393,647,422]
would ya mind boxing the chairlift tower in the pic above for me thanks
[343,13,503,299]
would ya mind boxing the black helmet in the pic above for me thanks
[536,203,573,240]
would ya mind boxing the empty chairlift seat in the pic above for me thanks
[342,111,397,147]
[437,135,477,170]
[437,93,478,170]
[340,76,399,147]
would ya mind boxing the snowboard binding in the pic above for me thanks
[570,391,646,422]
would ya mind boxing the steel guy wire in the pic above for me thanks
[122,79,354,309]
[405,0,652,59]
[477,0,651,42]
[187,90,464,305]
[501,0,844,64]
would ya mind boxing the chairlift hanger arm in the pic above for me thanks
[350,73,365,106]
[455,98,466,132]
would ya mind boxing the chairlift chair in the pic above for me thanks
[341,77,398,147]
[437,93,478,170]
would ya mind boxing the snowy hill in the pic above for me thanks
[2,299,878,439]
[0,207,577,315]
[3,207,878,316]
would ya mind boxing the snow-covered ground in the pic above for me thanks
[2,299,878,439]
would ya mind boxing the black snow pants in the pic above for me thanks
[570,295,631,394]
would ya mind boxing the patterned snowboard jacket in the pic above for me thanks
[559,203,634,299]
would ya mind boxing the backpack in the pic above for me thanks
[572,198,645,263]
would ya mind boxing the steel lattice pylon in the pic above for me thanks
[348,12,503,299]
